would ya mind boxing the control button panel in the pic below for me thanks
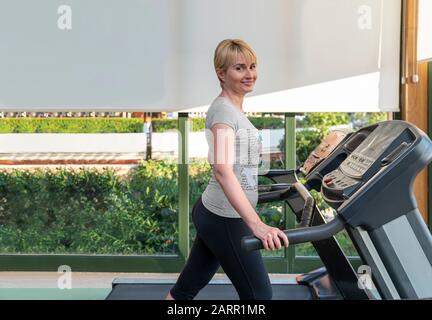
[323,170,360,190]
[340,153,374,178]
[321,169,361,207]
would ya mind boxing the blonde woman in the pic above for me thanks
[167,39,289,300]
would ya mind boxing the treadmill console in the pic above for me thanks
[321,122,416,208]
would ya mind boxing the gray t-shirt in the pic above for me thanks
[202,96,260,218]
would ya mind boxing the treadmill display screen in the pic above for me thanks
[355,124,404,160]
[340,123,405,178]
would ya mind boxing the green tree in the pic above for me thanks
[298,113,350,135]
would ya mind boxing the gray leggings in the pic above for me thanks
[170,196,272,300]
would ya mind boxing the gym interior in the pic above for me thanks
[0,0,431,301]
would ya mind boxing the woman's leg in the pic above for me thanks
[224,220,273,300]
[168,199,220,300]
[193,202,272,300]
[169,234,220,299]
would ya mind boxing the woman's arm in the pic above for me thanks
[210,123,289,251]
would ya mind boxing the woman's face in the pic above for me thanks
[219,54,257,95]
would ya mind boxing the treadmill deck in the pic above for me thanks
[106,278,314,300]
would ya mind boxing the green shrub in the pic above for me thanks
[0,113,386,134]
[189,118,206,132]
[151,118,204,132]
[0,159,360,256]
[151,119,178,133]
[249,117,284,130]
[151,117,283,133]
[297,113,350,132]
[0,117,287,133]
[0,118,144,133]
[0,163,173,254]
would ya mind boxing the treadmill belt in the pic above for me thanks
[106,283,313,300]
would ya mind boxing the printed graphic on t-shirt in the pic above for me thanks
[241,167,258,190]
[236,128,259,191]
[258,132,263,167]
[236,128,259,165]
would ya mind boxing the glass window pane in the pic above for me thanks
[0,111,179,255]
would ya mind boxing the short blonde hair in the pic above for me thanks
[214,39,257,74]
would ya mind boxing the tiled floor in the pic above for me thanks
[0,272,299,300]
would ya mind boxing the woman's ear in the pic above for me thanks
[216,69,225,83]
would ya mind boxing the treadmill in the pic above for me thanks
[107,120,432,299]
[244,120,432,299]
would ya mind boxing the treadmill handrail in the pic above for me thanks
[258,187,292,204]
[293,182,315,227]
[258,169,298,178]
[258,183,292,192]
[241,216,345,252]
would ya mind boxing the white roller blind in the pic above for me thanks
[418,0,432,62]
[0,0,401,112]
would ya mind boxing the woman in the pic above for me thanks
[166,39,289,300]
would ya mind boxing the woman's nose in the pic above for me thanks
[245,68,254,78]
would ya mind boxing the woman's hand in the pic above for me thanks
[250,220,289,251]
